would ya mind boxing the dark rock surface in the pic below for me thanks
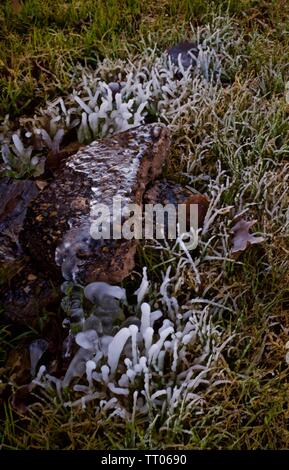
[1,264,59,325]
[143,179,209,230]
[167,41,199,70]
[0,178,59,325]
[0,178,38,285]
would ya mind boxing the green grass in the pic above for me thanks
[1,0,288,119]
[1,0,289,450]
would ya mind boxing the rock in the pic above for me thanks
[45,141,84,171]
[167,41,199,70]
[22,124,171,284]
[1,125,211,326]
[0,178,60,325]
[0,178,38,285]
[143,179,209,231]
[1,263,60,325]
[108,82,123,97]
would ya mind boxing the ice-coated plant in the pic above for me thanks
[1,11,288,445]
[33,267,231,423]
[1,132,45,177]
[0,15,238,176]
[74,83,147,143]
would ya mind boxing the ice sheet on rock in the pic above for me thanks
[24,123,170,284]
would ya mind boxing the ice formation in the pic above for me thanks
[33,266,231,422]
[0,19,229,176]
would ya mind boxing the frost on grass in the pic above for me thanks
[2,14,289,434]
[0,17,237,177]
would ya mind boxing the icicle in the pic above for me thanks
[108,383,129,396]
[76,330,98,352]
[134,267,149,306]
[29,339,48,377]
[84,282,126,304]
[148,327,174,366]
[143,327,154,355]
[101,365,110,384]
[86,360,96,388]
[107,328,131,375]
[129,324,139,366]
[140,302,151,335]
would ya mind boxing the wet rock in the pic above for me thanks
[0,177,60,325]
[0,178,38,285]
[22,124,171,284]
